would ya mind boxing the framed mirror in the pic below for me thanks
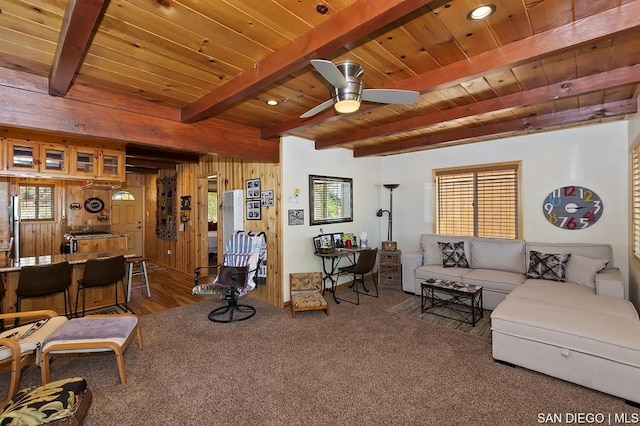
[309,175,353,225]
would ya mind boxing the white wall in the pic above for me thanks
[380,122,630,296]
[628,102,640,308]
[281,136,381,300]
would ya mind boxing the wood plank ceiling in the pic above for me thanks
[0,0,639,164]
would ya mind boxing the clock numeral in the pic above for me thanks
[548,213,558,224]
[580,218,590,229]
[584,210,596,222]
[548,194,561,206]
[565,217,577,229]
[564,186,576,197]
[580,188,593,201]
[544,203,554,214]
[593,200,601,214]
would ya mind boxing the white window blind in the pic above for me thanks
[632,146,640,260]
[313,180,349,221]
[436,164,519,239]
[19,185,55,221]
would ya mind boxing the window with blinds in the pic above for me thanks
[309,175,353,225]
[435,163,520,239]
[19,185,55,221]
[632,146,640,260]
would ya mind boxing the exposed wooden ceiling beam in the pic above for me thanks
[353,99,638,157]
[49,0,108,96]
[126,166,163,174]
[180,0,434,124]
[316,63,640,149]
[125,157,181,169]
[126,145,200,163]
[0,72,278,162]
[263,1,640,139]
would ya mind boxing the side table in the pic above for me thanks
[379,249,402,286]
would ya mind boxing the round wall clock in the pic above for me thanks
[542,186,603,230]
[84,197,105,213]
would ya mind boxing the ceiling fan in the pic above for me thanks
[300,59,420,119]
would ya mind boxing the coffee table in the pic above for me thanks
[421,279,483,326]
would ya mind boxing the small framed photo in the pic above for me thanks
[319,234,333,248]
[246,200,261,220]
[246,178,261,199]
[261,190,274,207]
[331,232,344,248]
[312,236,322,253]
[288,209,304,226]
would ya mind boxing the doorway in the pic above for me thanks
[111,186,144,256]
[207,176,218,266]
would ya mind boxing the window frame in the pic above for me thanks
[632,144,640,262]
[433,161,521,239]
[308,174,353,226]
[18,184,56,222]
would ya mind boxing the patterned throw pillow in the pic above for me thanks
[526,250,571,282]
[438,241,470,268]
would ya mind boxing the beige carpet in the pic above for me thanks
[388,295,492,339]
[2,287,637,425]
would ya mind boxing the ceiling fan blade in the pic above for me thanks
[300,99,334,118]
[311,59,348,88]
[361,89,420,105]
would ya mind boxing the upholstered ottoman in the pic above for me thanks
[491,297,640,404]
[40,315,142,385]
[0,377,92,425]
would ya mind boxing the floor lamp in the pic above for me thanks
[376,184,399,242]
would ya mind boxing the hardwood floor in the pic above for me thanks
[125,263,211,315]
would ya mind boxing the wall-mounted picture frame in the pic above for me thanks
[288,209,304,226]
[180,195,191,210]
[312,236,322,253]
[246,178,261,199]
[246,200,261,220]
[261,190,274,207]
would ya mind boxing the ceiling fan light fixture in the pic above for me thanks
[334,99,360,113]
[467,4,496,21]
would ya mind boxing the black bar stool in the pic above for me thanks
[75,255,128,317]
[15,262,72,326]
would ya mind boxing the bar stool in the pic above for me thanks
[15,262,72,326]
[126,257,151,302]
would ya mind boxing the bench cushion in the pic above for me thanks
[0,377,91,426]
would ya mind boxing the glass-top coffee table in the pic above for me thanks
[420,279,483,326]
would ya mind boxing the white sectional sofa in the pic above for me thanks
[401,234,624,309]
[402,234,640,404]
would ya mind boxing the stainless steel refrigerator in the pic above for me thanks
[9,195,19,260]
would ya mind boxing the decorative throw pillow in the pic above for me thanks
[526,251,571,282]
[438,241,469,268]
[565,253,609,289]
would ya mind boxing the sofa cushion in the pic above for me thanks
[415,265,469,282]
[461,269,526,293]
[470,238,525,274]
[507,280,639,320]
[437,241,469,268]
[526,251,570,282]
[526,242,613,269]
[565,253,609,290]
[420,234,473,266]
[491,298,640,368]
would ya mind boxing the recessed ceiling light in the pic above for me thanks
[467,4,496,21]
[266,99,279,106]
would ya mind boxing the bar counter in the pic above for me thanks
[1,250,138,315]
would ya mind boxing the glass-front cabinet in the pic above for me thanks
[72,147,99,178]
[99,149,125,181]
[7,140,69,175]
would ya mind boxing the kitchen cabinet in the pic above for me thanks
[76,236,128,253]
[99,149,125,181]
[6,140,69,175]
[72,148,125,181]
[71,147,99,178]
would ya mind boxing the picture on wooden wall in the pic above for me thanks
[246,200,261,220]
[246,178,261,199]
[156,175,178,241]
